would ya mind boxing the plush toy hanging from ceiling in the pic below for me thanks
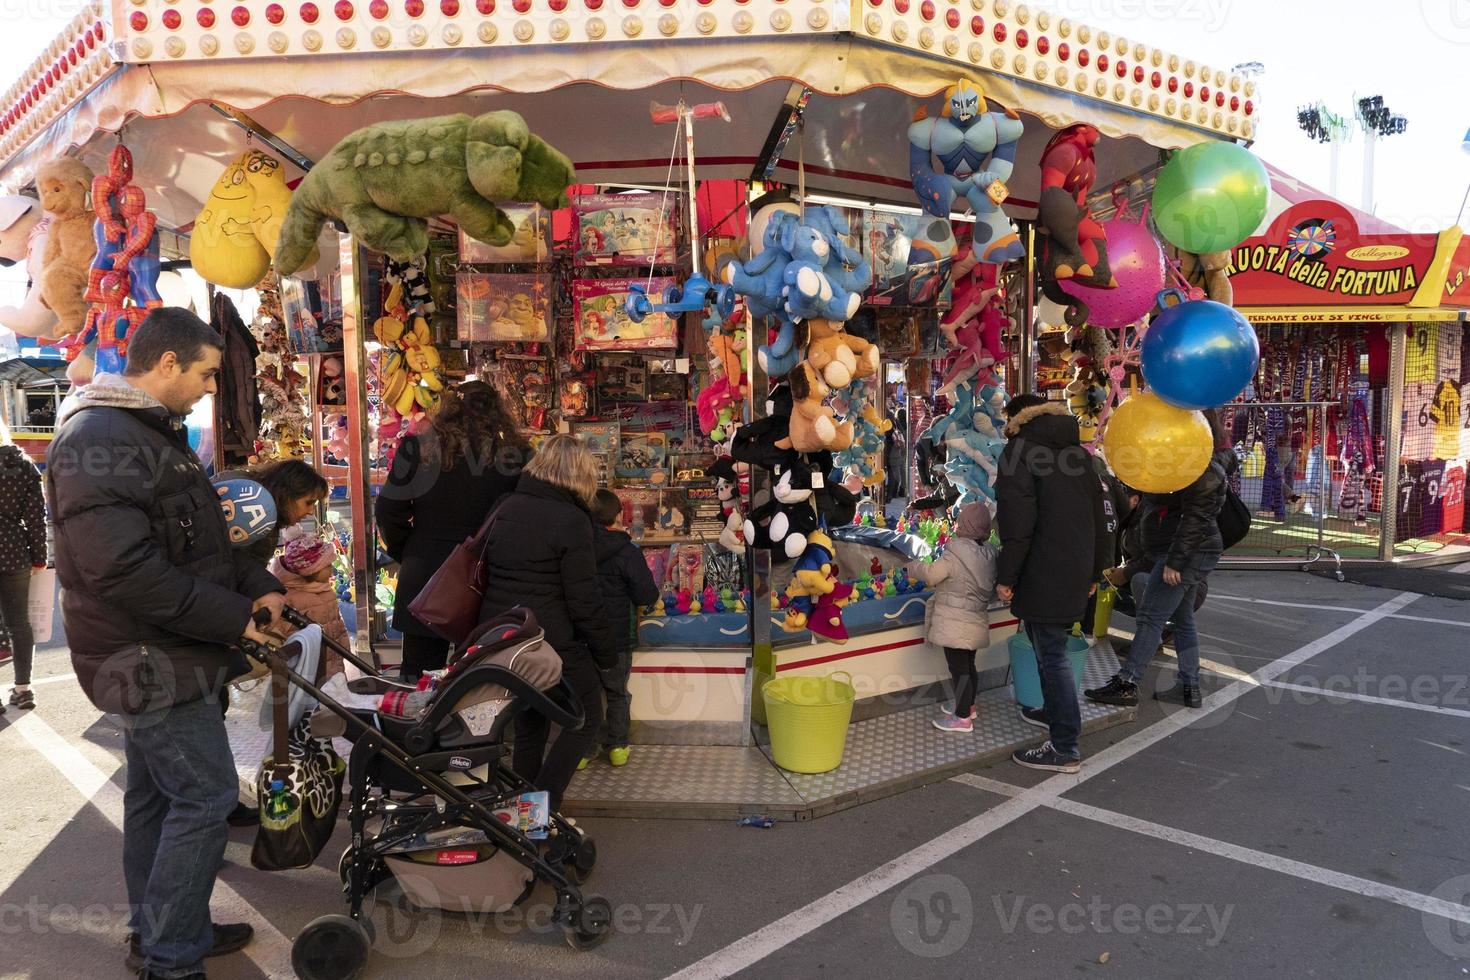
[373,270,445,419]
[53,147,162,384]
[908,77,1025,264]
[34,156,97,343]
[695,304,748,443]
[1035,124,1116,326]
[937,245,1009,394]
[192,149,309,289]
[720,205,872,379]
[916,378,1008,513]
[0,195,59,341]
[831,380,893,490]
[273,110,575,276]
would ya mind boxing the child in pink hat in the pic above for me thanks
[268,527,348,678]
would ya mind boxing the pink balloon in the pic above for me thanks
[1059,217,1165,328]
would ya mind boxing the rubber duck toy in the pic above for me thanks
[690,598,702,614]
[870,556,883,576]
[734,594,747,613]
[675,589,693,615]
[703,586,719,612]
[652,598,666,617]
[883,577,897,597]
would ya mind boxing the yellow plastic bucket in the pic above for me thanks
[762,671,855,774]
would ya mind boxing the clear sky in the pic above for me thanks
[0,0,1462,288]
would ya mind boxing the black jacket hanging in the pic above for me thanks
[212,292,262,465]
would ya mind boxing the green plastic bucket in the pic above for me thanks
[1008,633,1090,709]
[762,671,855,774]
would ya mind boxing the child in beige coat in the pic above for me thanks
[907,502,997,733]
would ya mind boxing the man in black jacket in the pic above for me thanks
[1087,421,1234,710]
[47,309,285,980]
[995,395,1112,773]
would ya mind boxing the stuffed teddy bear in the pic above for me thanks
[779,362,854,454]
[0,195,58,340]
[1179,249,1233,305]
[805,317,879,390]
[36,156,96,337]
[275,110,576,275]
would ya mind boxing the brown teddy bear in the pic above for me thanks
[36,157,96,335]
[778,361,854,454]
[1178,249,1233,305]
[805,317,879,389]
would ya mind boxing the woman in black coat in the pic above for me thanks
[478,433,614,811]
[376,382,529,678]
[0,427,47,712]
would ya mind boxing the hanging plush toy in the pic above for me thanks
[374,310,445,417]
[274,110,576,275]
[908,77,1025,264]
[779,362,854,454]
[805,317,878,390]
[938,248,1008,394]
[783,529,853,642]
[1036,124,1114,291]
[35,156,96,339]
[0,195,58,340]
[64,146,163,379]
[192,149,309,289]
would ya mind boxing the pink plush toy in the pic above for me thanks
[937,247,1008,394]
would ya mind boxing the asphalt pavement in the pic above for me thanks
[1,568,1468,979]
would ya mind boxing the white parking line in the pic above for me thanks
[662,591,1420,980]
[7,710,295,979]
[949,773,1470,928]
[1211,593,1470,629]
[1262,680,1470,719]
[1048,797,1470,927]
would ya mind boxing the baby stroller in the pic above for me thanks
[240,605,608,980]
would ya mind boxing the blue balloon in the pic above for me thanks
[1140,292,1260,409]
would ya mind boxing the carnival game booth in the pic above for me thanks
[1226,165,1470,565]
[1,0,1252,816]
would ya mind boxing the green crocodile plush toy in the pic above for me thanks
[274,109,574,276]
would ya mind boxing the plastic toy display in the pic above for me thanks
[574,277,679,350]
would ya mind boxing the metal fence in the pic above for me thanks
[1220,400,1346,579]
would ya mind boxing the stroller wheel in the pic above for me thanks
[565,836,598,884]
[292,914,372,980]
[564,896,613,951]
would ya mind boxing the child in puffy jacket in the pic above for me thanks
[267,527,347,680]
[907,502,997,734]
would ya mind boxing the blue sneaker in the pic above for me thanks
[932,711,974,733]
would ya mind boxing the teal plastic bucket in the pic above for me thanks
[1007,633,1090,709]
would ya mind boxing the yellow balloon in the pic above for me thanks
[1102,392,1213,493]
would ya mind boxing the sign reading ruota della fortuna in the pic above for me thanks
[1227,197,1470,311]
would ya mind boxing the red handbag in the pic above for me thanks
[407,503,504,645]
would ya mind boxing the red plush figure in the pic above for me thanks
[1037,125,1114,324]
[939,246,1008,393]
[808,581,855,643]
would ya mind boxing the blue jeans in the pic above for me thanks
[1119,554,1220,687]
[121,694,240,978]
[1026,621,1081,759]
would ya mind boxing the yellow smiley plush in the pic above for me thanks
[191,150,305,288]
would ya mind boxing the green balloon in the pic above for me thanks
[1151,142,1269,254]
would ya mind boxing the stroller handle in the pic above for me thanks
[278,605,380,677]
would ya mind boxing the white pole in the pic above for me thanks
[1362,131,1376,214]
[682,105,699,280]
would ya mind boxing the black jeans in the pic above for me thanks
[943,646,979,717]
[400,632,450,680]
[512,651,604,812]
[0,570,35,685]
[596,646,633,749]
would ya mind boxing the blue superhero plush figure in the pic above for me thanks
[908,77,1025,264]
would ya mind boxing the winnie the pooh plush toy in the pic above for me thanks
[35,157,96,336]
[274,109,575,275]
